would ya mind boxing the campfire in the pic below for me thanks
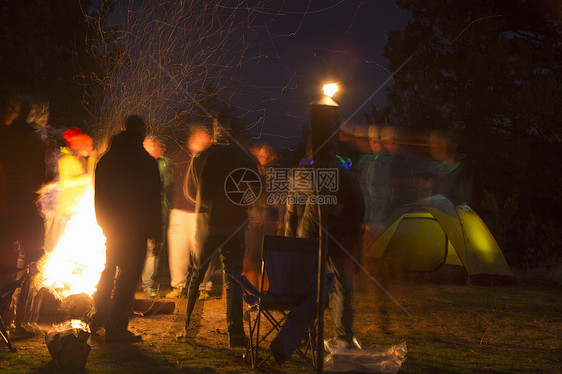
[35,188,106,321]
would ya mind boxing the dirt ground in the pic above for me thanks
[129,293,234,346]
[2,292,308,373]
[2,279,562,373]
[6,292,241,350]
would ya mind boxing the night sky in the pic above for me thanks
[235,0,411,146]
[109,1,411,147]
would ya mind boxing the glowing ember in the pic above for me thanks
[40,188,106,297]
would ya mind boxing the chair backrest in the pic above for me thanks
[261,235,320,304]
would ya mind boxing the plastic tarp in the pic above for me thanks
[324,339,407,373]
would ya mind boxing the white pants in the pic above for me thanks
[167,209,197,288]
[142,239,160,290]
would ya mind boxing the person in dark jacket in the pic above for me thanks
[89,115,162,343]
[284,153,365,350]
[179,115,258,348]
[0,95,47,339]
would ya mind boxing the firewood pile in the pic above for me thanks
[45,320,91,369]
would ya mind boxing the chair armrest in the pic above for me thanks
[324,272,335,304]
[224,269,260,305]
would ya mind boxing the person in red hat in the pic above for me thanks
[46,128,95,251]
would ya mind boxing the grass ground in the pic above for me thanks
[1,278,561,373]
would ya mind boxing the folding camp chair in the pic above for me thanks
[0,264,31,352]
[225,235,334,369]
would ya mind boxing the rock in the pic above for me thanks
[36,287,63,316]
[64,293,92,318]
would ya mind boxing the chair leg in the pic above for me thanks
[243,307,258,368]
[242,310,251,364]
[292,320,318,369]
[246,308,318,369]
[0,316,16,352]
[255,308,266,368]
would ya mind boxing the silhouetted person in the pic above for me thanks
[179,115,258,348]
[90,115,162,343]
[0,95,46,339]
[430,129,473,204]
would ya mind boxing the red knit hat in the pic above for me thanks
[63,128,93,151]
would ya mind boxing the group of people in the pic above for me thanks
[345,123,473,245]
[1,92,472,361]
[0,95,103,339]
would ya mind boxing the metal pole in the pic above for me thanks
[309,97,339,373]
[316,193,328,372]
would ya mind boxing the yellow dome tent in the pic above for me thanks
[366,195,513,285]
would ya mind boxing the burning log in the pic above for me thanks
[45,320,91,369]
[133,299,175,316]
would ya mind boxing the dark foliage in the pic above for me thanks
[384,0,562,268]
[0,1,115,127]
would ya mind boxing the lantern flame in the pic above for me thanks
[323,83,338,98]
[40,188,106,297]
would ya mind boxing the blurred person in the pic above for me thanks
[2,93,20,126]
[39,131,62,253]
[141,135,173,298]
[165,125,213,299]
[0,95,47,339]
[429,129,473,204]
[179,114,258,348]
[337,123,360,167]
[353,124,371,155]
[357,125,392,244]
[26,100,50,142]
[0,162,5,225]
[89,115,162,343]
[381,125,418,218]
[46,128,95,251]
[284,146,365,352]
[244,143,281,289]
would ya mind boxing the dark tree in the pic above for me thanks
[365,104,388,126]
[0,1,115,127]
[384,0,562,267]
